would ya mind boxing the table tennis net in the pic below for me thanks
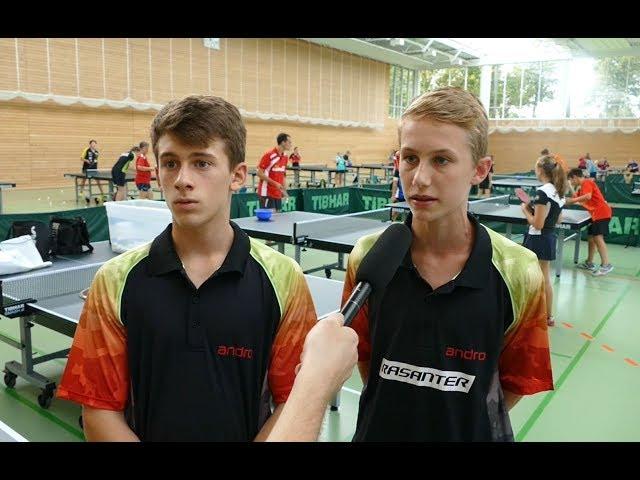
[2,264,102,301]
[294,208,391,241]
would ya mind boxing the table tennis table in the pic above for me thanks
[0,182,16,214]
[357,164,394,183]
[286,165,333,188]
[1,240,344,409]
[388,196,592,278]
[0,419,27,442]
[491,177,542,193]
[234,209,393,278]
[64,169,158,203]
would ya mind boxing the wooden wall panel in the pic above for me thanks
[77,38,103,99]
[104,38,127,100]
[0,39,18,91]
[21,38,49,93]
[150,38,171,104]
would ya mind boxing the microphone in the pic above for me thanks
[341,223,412,327]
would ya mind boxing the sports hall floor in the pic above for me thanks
[1,187,639,442]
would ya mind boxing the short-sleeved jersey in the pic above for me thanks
[135,154,151,184]
[57,222,317,441]
[344,213,552,441]
[528,182,565,235]
[257,147,288,199]
[82,147,99,168]
[576,179,612,221]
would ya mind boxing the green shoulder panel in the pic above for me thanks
[348,230,385,274]
[94,242,152,326]
[248,238,303,319]
[483,225,544,333]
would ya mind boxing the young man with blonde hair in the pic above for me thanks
[57,95,357,442]
[343,87,553,441]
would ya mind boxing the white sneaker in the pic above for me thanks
[592,264,614,276]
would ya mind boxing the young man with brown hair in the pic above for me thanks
[57,95,357,442]
[566,168,614,276]
[343,87,553,441]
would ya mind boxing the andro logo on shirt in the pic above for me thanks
[379,358,475,393]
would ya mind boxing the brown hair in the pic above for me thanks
[537,155,567,198]
[150,95,246,169]
[399,87,488,164]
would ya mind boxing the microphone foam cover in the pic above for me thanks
[355,222,412,292]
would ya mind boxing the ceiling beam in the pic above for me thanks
[301,38,434,69]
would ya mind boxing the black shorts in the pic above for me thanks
[523,231,557,261]
[82,162,97,172]
[587,218,610,237]
[112,168,126,187]
[259,196,282,210]
[479,177,491,190]
[136,183,151,192]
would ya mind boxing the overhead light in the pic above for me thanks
[458,59,464,66]
[431,48,437,57]
[390,38,405,47]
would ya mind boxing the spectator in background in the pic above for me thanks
[387,149,396,165]
[257,133,290,212]
[389,150,404,221]
[578,153,588,171]
[111,146,140,201]
[596,157,610,181]
[343,150,353,167]
[135,141,154,200]
[289,146,301,167]
[623,158,639,185]
[335,152,347,187]
[478,154,494,197]
[585,155,598,179]
[80,139,105,205]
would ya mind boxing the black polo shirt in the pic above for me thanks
[342,212,553,442]
[58,222,317,441]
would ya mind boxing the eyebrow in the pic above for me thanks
[159,152,217,160]
[400,147,457,156]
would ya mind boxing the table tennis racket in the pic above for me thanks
[515,188,535,214]
[514,187,530,204]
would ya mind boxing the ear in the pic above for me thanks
[230,162,247,192]
[470,156,492,186]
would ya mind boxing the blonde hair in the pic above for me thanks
[399,87,488,164]
[537,155,567,198]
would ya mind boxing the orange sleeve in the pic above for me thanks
[56,268,130,411]
[341,255,372,362]
[499,270,553,395]
[268,269,317,404]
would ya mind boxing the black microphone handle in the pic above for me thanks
[340,282,372,327]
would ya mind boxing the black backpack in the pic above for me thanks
[50,216,94,256]
[5,220,53,261]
